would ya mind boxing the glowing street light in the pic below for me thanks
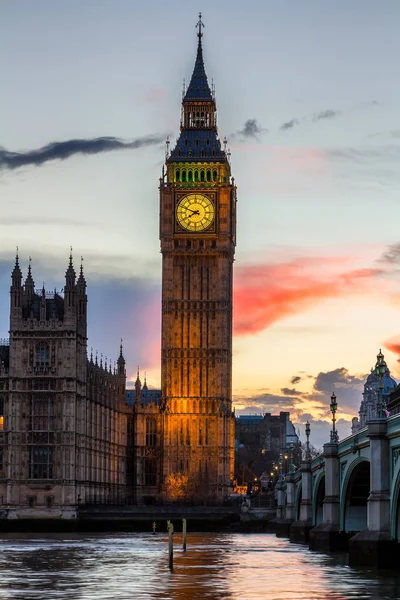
[305,420,311,461]
[330,392,339,443]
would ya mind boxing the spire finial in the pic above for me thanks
[196,12,204,42]
[16,246,19,266]
[119,338,124,358]
[80,256,84,276]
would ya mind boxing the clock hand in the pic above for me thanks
[187,209,200,216]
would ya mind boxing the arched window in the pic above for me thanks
[181,169,186,182]
[176,169,180,182]
[206,170,211,182]
[213,169,218,181]
[188,170,193,182]
[36,343,49,369]
[194,170,199,182]
[200,170,205,181]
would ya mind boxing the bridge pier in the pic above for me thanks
[349,419,399,568]
[309,442,348,551]
[290,461,312,544]
[270,473,294,537]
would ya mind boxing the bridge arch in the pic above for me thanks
[390,456,400,540]
[312,471,325,526]
[341,458,370,533]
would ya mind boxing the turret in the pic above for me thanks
[64,247,76,311]
[40,284,46,321]
[10,249,23,321]
[76,257,87,328]
[117,341,126,376]
[24,258,35,315]
[135,367,141,404]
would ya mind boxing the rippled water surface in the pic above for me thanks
[0,532,398,599]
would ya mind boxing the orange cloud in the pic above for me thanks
[384,337,400,363]
[233,258,382,336]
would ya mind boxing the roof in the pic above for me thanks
[169,129,225,163]
[183,38,213,102]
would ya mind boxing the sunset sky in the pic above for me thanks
[1,1,400,448]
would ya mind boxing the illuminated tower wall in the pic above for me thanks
[159,20,236,499]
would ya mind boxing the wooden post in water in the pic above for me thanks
[182,517,187,552]
[167,520,174,570]
[152,521,156,535]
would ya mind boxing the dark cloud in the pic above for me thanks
[313,109,340,121]
[378,243,400,265]
[235,119,267,140]
[234,392,301,415]
[281,387,301,396]
[0,134,166,171]
[311,367,367,415]
[291,375,301,385]
[280,118,299,131]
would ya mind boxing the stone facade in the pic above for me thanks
[0,254,131,518]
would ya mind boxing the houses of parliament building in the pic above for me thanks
[0,18,237,518]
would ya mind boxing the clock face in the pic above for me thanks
[176,194,215,232]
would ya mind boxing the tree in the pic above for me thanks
[161,472,196,503]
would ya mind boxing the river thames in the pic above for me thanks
[0,532,399,599]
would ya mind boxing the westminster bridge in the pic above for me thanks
[270,411,400,568]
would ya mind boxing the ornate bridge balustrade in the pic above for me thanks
[274,412,400,568]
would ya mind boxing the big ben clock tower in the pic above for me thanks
[159,15,236,500]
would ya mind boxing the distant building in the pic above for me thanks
[0,253,131,519]
[126,377,161,407]
[234,411,299,482]
[352,350,397,433]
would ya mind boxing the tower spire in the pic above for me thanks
[183,13,212,102]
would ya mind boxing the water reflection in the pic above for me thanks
[0,532,398,599]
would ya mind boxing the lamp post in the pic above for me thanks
[278,452,283,478]
[305,420,311,461]
[330,392,339,443]
[375,350,386,419]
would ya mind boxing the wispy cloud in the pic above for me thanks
[279,108,340,132]
[280,118,299,131]
[0,134,166,171]
[313,109,340,121]
[233,119,267,141]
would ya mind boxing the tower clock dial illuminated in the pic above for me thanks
[176,194,214,232]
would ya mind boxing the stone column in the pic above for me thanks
[276,478,285,520]
[268,476,287,534]
[349,419,397,568]
[309,442,347,551]
[290,461,312,543]
[285,472,296,521]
